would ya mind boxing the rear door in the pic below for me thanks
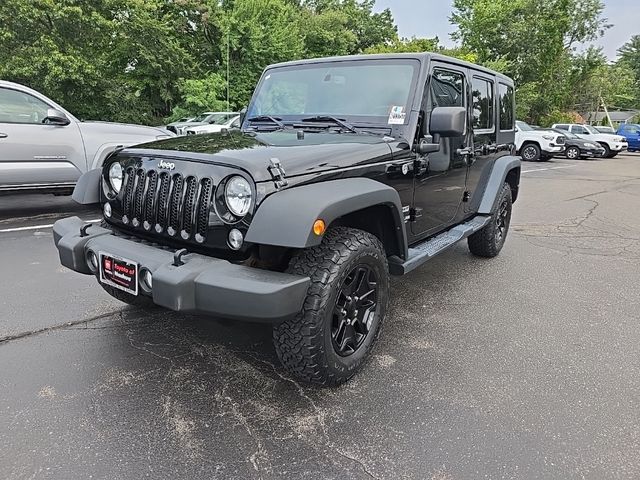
[0,86,85,190]
[411,62,470,238]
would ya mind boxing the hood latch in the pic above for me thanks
[268,158,288,190]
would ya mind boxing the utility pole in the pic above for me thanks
[600,95,613,129]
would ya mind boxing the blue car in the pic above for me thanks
[617,123,640,152]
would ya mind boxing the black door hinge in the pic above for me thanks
[409,207,422,221]
[463,191,470,202]
[268,158,288,190]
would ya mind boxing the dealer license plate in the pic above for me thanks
[99,252,138,296]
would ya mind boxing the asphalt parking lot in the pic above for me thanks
[1,153,639,479]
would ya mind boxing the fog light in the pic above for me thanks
[103,202,112,218]
[142,269,153,290]
[87,250,98,272]
[228,229,243,250]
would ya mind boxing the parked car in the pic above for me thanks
[185,113,241,135]
[169,112,238,136]
[549,128,605,159]
[594,125,615,134]
[53,53,521,386]
[165,116,195,134]
[552,123,628,158]
[515,120,566,161]
[0,80,174,194]
[616,123,640,152]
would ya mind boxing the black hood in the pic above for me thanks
[127,130,395,182]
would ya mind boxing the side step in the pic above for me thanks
[388,215,492,275]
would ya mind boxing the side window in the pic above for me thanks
[498,83,514,131]
[573,126,587,135]
[471,76,494,131]
[0,87,50,124]
[556,125,569,131]
[430,69,465,109]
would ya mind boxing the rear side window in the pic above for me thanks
[555,125,569,131]
[498,83,514,131]
[471,76,494,131]
[572,125,588,134]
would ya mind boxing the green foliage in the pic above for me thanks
[1,0,637,125]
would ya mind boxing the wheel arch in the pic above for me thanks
[245,178,408,260]
[478,156,521,214]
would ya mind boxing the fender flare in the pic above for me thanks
[245,178,408,258]
[478,155,521,215]
[71,168,102,204]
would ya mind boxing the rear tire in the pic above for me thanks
[273,227,389,387]
[521,143,541,162]
[468,183,512,258]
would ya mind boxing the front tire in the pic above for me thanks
[521,143,541,162]
[273,227,389,386]
[566,146,580,160]
[599,142,612,158]
[468,183,513,258]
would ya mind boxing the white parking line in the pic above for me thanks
[0,218,101,233]
[522,165,578,174]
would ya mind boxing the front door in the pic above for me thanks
[0,86,84,190]
[411,64,470,238]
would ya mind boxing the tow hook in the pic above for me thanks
[173,248,188,266]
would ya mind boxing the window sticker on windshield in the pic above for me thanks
[388,106,406,125]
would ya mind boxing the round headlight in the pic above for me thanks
[224,176,252,217]
[108,162,124,193]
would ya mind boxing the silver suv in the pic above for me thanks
[0,81,174,194]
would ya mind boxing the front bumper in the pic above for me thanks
[581,147,606,157]
[53,217,310,323]
[612,143,628,152]
[542,144,565,155]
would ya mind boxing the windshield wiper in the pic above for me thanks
[247,115,285,129]
[300,115,359,134]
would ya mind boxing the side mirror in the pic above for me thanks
[429,106,466,137]
[43,108,70,126]
[514,127,519,132]
[239,107,247,126]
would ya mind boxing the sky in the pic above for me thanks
[374,0,639,60]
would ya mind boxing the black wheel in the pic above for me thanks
[521,143,541,162]
[566,146,580,160]
[99,282,157,308]
[599,143,611,158]
[273,227,389,386]
[468,183,513,258]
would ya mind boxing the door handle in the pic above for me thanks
[0,133,7,139]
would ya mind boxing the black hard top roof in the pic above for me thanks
[267,52,514,85]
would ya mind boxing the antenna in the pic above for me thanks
[226,27,230,112]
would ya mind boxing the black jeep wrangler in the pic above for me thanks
[54,53,520,386]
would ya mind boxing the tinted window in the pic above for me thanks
[249,60,418,124]
[471,77,494,131]
[0,87,50,124]
[573,126,588,134]
[498,83,514,130]
[555,125,569,131]
[431,69,464,108]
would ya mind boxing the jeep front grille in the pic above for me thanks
[121,167,214,243]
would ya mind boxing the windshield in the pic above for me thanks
[247,59,419,126]
[584,125,600,135]
[516,121,533,131]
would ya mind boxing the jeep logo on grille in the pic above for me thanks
[158,160,175,170]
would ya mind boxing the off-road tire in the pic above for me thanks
[521,143,541,162]
[565,146,580,160]
[273,227,389,386]
[468,183,513,258]
[599,142,612,158]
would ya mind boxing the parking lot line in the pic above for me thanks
[0,218,101,233]
[521,165,578,174]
